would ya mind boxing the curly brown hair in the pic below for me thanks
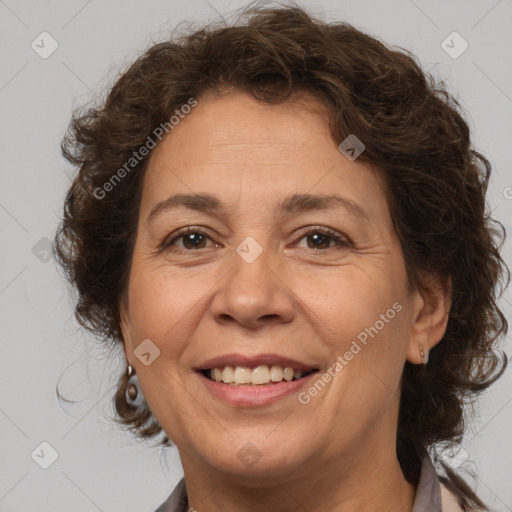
[54,4,509,510]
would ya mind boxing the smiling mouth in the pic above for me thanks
[201,365,319,386]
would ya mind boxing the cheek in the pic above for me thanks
[124,267,197,430]
[306,271,400,347]
[314,291,408,433]
[306,268,409,409]
[127,261,204,340]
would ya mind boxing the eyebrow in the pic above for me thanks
[146,192,370,224]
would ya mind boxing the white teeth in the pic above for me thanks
[251,365,270,384]
[270,365,284,382]
[212,368,223,382]
[234,366,251,384]
[207,364,309,385]
[222,366,235,383]
[283,367,294,381]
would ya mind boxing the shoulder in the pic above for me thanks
[440,481,478,512]
[440,481,464,511]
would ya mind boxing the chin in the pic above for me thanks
[195,432,312,480]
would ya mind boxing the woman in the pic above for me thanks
[54,4,509,511]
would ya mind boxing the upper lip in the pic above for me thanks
[195,353,319,372]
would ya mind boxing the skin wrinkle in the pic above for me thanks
[119,90,452,512]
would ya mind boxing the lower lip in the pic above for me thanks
[197,371,318,407]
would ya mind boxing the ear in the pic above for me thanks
[119,294,136,368]
[406,272,452,364]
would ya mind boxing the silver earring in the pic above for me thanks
[126,365,145,407]
[419,345,429,365]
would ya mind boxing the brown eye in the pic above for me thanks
[297,228,350,250]
[306,232,334,249]
[163,228,215,251]
[180,232,207,250]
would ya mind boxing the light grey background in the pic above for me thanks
[1,0,511,511]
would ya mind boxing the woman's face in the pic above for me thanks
[121,90,442,482]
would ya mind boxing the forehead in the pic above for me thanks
[140,90,388,223]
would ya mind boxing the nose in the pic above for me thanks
[209,243,295,330]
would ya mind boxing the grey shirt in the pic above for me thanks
[155,446,454,512]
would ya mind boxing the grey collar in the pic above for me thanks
[411,444,442,512]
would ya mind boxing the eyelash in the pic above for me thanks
[161,226,351,253]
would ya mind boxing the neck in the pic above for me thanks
[181,445,417,512]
